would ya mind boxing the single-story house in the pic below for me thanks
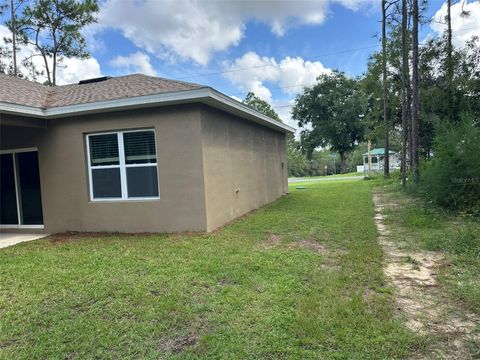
[356,148,400,173]
[0,74,294,234]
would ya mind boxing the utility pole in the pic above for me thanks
[368,140,372,177]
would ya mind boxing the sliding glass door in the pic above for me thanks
[0,153,18,225]
[0,150,43,227]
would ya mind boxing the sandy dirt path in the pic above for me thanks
[372,189,479,359]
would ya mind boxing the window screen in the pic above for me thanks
[92,168,122,198]
[126,167,159,197]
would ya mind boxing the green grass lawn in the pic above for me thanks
[289,172,363,180]
[0,180,422,359]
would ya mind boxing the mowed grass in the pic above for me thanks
[0,180,421,359]
[379,178,480,314]
[289,172,363,180]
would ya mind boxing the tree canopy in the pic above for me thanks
[292,71,365,171]
[15,0,99,85]
[243,92,281,122]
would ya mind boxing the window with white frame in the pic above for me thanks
[86,129,159,200]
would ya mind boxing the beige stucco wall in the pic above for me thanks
[1,105,208,233]
[200,107,288,231]
[1,105,289,234]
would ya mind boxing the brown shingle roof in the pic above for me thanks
[0,73,51,108]
[0,73,204,109]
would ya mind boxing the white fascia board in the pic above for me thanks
[206,88,295,133]
[0,87,296,134]
[0,88,210,119]
[45,88,211,118]
[0,101,45,117]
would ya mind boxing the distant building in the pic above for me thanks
[356,148,400,174]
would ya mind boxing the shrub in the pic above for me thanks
[418,115,480,215]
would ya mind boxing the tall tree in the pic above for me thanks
[446,0,454,122]
[243,92,281,121]
[411,0,420,182]
[18,0,99,85]
[1,0,25,76]
[9,0,17,75]
[382,0,390,177]
[400,0,408,187]
[292,71,365,173]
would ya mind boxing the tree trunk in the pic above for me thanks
[407,76,413,169]
[41,50,51,85]
[411,0,420,182]
[340,152,347,174]
[401,0,408,188]
[52,52,56,86]
[36,29,52,85]
[446,0,454,122]
[382,0,390,178]
[10,0,17,76]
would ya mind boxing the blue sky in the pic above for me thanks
[95,2,384,98]
[2,0,479,126]
[85,0,479,124]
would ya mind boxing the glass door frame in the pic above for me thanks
[0,147,44,229]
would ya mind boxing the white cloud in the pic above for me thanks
[109,52,156,76]
[56,57,102,85]
[96,0,376,65]
[98,0,244,65]
[230,95,243,103]
[224,52,332,138]
[431,0,480,48]
[272,98,298,130]
[223,51,331,102]
[0,25,102,85]
[336,0,378,12]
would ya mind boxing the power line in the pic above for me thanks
[173,25,480,111]
[173,27,480,83]
[178,44,384,103]
[175,44,381,81]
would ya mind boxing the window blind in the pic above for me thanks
[123,131,156,164]
[89,134,119,166]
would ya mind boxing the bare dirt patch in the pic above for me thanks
[373,189,479,359]
[0,339,19,349]
[261,233,327,255]
[288,239,327,255]
[158,333,198,353]
[261,233,282,249]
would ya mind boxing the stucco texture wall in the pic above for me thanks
[1,105,207,233]
[1,105,289,234]
[200,107,288,231]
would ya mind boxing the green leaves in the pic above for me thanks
[292,71,365,166]
[243,92,282,122]
[17,0,99,85]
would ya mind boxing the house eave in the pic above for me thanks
[0,88,295,134]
